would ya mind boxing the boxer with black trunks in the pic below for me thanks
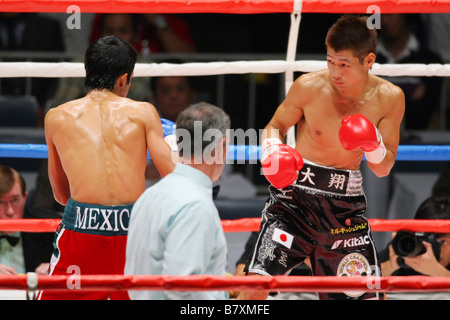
[37,36,174,300]
[239,15,405,300]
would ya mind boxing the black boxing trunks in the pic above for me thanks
[247,159,384,300]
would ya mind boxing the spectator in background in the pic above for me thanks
[376,14,443,131]
[146,73,257,199]
[425,14,450,65]
[432,162,450,198]
[0,165,56,275]
[424,13,450,129]
[0,13,65,126]
[89,14,195,55]
[145,73,197,185]
[380,196,450,277]
[140,14,195,54]
[150,73,197,122]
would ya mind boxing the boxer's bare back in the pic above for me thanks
[45,89,174,206]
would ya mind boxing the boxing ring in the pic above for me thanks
[1,0,450,300]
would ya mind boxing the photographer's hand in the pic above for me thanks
[380,244,400,276]
[404,242,450,277]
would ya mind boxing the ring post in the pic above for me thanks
[285,0,302,147]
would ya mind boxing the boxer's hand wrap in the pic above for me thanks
[339,114,386,164]
[261,138,304,189]
[261,138,283,163]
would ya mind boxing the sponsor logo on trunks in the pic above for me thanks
[330,222,368,235]
[276,189,292,200]
[74,206,130,232]
[272,228,294,249]
[331,235,370,250]
[337,253,371,298]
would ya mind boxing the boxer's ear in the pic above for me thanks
[365,53,376,70]
[117,73,129,87]
[114,73,131,97]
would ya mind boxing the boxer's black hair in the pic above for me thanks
[84,35,137,91]
[325,15,377,63]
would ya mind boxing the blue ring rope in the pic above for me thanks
[1,143,449,161]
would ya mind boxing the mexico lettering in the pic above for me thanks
[74,206,130,232]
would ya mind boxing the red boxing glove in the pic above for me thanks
[261,138,304,189]
[339,114,386,164]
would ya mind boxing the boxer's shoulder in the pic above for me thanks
[296,69,329,89]
[370,74,404,98]
[287,70,329,105]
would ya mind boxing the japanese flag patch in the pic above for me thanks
[272,228,294,249]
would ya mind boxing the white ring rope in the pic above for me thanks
[0,61,449,78]
[0,5,447,148]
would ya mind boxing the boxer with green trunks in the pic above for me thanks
[37,199,133,300]
[38,36,175,300]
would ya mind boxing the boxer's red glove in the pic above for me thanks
[339,114,386,164]
[261,138,304,189]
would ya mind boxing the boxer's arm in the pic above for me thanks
[263,77,307,142]
[260,79,307,188]
[143,103,176,177]
[368,86,405,177]
[44,110,71,205]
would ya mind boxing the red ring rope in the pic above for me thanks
[1,218,450,233]
[0,0,449,14]
[1,274,450,292]
[1,219,449,294]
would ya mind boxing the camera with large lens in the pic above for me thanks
[392,230,441,259]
